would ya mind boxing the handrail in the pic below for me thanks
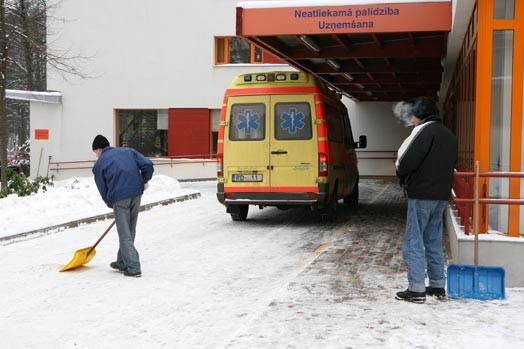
[355,150,397,161]
[48,156,216,173]
[452,170,524,236]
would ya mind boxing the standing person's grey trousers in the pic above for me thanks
[114,195,142,273]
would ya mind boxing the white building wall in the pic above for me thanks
[36,0,291,171]
[31,0,412,179]
[345,100,411,176]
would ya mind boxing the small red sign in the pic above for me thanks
[35,129,49,140]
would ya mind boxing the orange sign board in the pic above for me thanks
[35,129,49,140]
[238,2,452,36]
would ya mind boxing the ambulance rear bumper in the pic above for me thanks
[216,183,328,206]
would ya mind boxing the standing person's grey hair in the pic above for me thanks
[409,96,439,120]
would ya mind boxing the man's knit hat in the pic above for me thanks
[409,96,439,120]
[92,134,110,150]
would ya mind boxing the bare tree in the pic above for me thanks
[1,0,90,192]
[1,0,9,191]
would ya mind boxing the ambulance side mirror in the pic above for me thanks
[356,135,367,149]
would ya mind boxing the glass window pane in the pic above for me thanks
[229,37,251,64]
[521,53,524,233]
[274,102,312,140]
[117,110,167,157]
[494,0,514,19]
[489,30,513,233]
[254,46,263,63]
[229,103,265,141]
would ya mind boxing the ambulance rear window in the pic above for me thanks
[229,103,266,141]
[274,102,312,140]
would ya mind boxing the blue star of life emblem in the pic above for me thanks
[280,108,305,134]
[236,109,260,135]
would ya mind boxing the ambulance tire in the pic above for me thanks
[230,204,249,221]
[322,189,338,222]
[344,179,359,207]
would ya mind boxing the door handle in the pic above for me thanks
[271,150,288,155]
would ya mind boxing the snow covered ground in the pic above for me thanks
[0,175,197,239]
[1,176,524,348]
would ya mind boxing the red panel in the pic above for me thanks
[34,129,49,140]
[238,3,452,36]
[168,108,210,158]
[263,51,284,64]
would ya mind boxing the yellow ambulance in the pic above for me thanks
[216,71,366,221]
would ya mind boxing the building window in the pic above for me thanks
[211,109,220,156]
[215,37,265,65]
[494,0,514,19]
[117,109,168,157]
[489,30,513,233]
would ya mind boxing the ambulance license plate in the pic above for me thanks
[232,174,263,182]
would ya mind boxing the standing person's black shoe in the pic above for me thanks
[123,270,142,277]
[426,287,446,298]
[395,289,426,303]
[110,261,127,272]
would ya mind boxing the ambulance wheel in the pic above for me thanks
[344,179,359,207]
[322,192,338,222]
[229,205,249,221]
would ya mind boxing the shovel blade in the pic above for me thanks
[59,247,96,271]
[447,264,505,300]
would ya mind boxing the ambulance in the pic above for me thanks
[216,71,367,221]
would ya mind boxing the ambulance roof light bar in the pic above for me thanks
[299,35,320,53]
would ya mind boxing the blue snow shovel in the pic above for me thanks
[447,162,505,300]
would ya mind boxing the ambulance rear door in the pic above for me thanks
[223,96,270,191]
[269,95,318,193]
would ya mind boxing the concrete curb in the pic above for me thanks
[0,192,201,245]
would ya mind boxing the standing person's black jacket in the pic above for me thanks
[396,116,458,200]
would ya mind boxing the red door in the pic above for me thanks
[168,108,210,158]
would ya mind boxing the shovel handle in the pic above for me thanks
[87,220,116,256]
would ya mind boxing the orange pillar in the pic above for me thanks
[475,0,524,236]
[474,0,493,234]
[507,0,524,236]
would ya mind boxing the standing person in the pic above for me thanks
[395,97,458,303]
[92,135,154,277]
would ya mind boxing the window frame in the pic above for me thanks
[215,36,265,65]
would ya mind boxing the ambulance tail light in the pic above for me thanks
[217,154,223,177]
[319,152,328,177]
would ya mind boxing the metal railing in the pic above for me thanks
[355,150,397,161]
[452,163,524,237]
[48,154,216,173]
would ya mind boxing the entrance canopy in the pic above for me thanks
[236,0,452,102]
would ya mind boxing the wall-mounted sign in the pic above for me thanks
[237,2,452,36]
[35,129,49,140]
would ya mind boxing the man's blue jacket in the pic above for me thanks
[92,147,154,208]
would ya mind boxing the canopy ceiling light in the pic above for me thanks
[299,35,320,53]
[343,73,354,81]
[326,59,341,70]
